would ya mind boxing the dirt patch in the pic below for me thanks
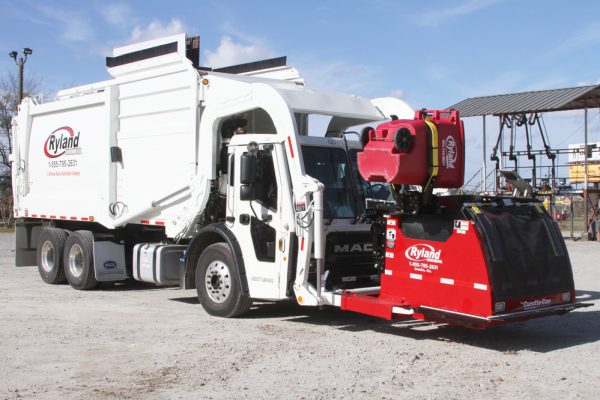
[1,233,599,399]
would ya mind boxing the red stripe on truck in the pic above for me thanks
[155,221,165,226]
[287,136,294,158]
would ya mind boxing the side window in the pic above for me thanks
[250,216,276,262]
[255,150,278,211]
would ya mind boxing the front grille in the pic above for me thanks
[323,231,379,290]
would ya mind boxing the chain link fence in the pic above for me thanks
[550,194,600,240]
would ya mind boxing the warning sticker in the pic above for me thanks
[454,220,469,234]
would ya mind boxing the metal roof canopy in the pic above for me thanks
[448,85,600,117]
[447,84,600,232]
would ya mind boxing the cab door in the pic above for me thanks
[229,143,288,299]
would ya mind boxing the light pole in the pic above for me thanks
[9,47,33,107]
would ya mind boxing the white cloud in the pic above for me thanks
[543,109,584,120]
[545,22,600,59]
[388,89,405,99]
[99,3,132,28]
[522,76,571,92]
[204,36,275,68]
[200,30,384,98]
[126,18,186,44]
[35,5,94,42]
[427,65,449,80]
[456,69,525,98]
[205,29,375,96]
[298,61,379,96]
[96,18,185,57]
[412,0,498,28]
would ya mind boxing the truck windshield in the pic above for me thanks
[349,149,394,203]
[302,147,393,219]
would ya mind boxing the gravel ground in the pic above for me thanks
[1,231,599,400]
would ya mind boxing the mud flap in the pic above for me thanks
[15,221,42,266]
[93,240,127,282]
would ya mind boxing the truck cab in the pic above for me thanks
[185,101,408,316]
[217,133,389,302]
[173,58,413,315]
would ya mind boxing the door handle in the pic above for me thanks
[239,214,250,225]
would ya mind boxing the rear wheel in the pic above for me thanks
[196,243,252,317]
[64,230,98,290]
[36,228,68,284]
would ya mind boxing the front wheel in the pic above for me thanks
[196,243,251,317]
[64,230,98,290]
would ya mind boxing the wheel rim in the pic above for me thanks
[68,244,85,279]
[205,260,232,303]
[40,241,55,272]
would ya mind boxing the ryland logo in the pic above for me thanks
[44,126,81,158]
[405,244,442,263]
[442,136,457,169]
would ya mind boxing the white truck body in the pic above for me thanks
[12,34,413,312]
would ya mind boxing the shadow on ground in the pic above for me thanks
[97,277,600,353]
[576,289,600,302]
[170,291,600,353]
[170,296,199,304]
[96,279,177,292]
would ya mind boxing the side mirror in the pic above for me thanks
[240,184,256,201]
[240,153,256,184]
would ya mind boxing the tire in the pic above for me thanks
[196,243,252,317]
[36,228,68,284]
[63,230,98,290]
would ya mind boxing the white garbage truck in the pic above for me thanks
[12,34,410,317]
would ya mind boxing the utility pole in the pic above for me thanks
[9,47,33,107]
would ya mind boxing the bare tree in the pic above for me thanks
[0,72,41,225]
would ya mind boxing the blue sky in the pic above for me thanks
[2,0,600,184]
